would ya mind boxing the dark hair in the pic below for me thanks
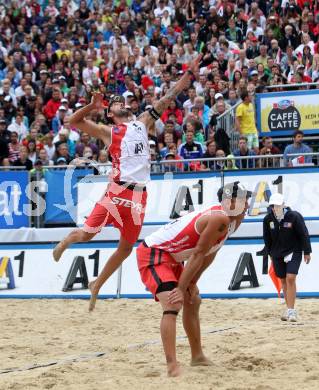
[206,139,216,147]
[293,130,303,139]
[240,90,249,100]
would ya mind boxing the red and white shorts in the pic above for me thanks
[83,182,147,244]
[136,241,184,300]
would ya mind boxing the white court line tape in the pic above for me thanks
[127,326,237,350]
[0,352,108,375]
[230,321,319,329]
[0,326,236,375]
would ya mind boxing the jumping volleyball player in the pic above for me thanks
[53,55,202,311]
[136,182,252,377]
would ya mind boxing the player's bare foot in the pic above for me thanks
[191,355,213,367]
[167,362,181,377]
[88,281,98,312]
[53,240,67,262]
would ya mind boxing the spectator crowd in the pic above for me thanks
[0,0,317,174]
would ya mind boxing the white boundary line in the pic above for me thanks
[0,327,236,375]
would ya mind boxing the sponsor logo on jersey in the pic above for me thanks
[134,142,144,154]
[111,196,143,212]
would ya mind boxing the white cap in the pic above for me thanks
[215,93,223,100]
[269,193,284,206]
[58,105,67,111]
[149,140,156,146]
[61,98,68,103]
[75,102,83,108]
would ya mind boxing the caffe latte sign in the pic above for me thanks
[268,100,301,131]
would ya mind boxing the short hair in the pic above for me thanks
[293,130,304,138]
[168,143,177,150]
[240,90,249,101]
[239,136,248,142]
[206,139,216,147]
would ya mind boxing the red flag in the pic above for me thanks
[269,261,281,297]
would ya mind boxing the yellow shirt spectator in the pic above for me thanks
[236,101,257,135]
[55,49,71,60]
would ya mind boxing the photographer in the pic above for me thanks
[263,193,312,322]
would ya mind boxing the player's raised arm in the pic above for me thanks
[69,92,111,145]
[138,54,202,134]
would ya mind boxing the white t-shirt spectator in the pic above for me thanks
[45,144,56,160]
[82,66,99,84]
[194,81,205,97]
[246,26,264,39]
[8,121,28,140]
[108,35,128,51]
[295,42,315,56]
[154,5,172,18]
[183,99,195,114]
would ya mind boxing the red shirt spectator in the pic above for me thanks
[43,89,61,121]
[290,65,312,83]
[161,100,183,125]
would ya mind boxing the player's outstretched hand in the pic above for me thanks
[188,53,203,74]
[91,91,107,111]
[168,287,184,305]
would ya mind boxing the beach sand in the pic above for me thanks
[1,298,319,390]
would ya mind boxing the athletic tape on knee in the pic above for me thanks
[163,310,179,316]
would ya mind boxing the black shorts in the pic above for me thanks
[272,252,302,278]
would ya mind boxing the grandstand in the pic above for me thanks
[1,0,319,388]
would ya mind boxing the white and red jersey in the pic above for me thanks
[144,205,237,262]
[108,120,151,184]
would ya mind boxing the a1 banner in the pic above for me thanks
[1,240,319,298]
[224,169,319,220]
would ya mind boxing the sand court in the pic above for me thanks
[1,298,319,390]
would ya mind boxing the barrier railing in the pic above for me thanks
[265,82,319,90]
[215,100,241,151]
[151,152,319,172]
[1,153,319,174]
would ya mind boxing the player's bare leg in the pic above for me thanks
[88,236,133,311]
[183,294,213,366]
[53,230,96,262]
[157,291,182,377]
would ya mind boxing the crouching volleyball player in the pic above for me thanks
[136,182,252,377]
